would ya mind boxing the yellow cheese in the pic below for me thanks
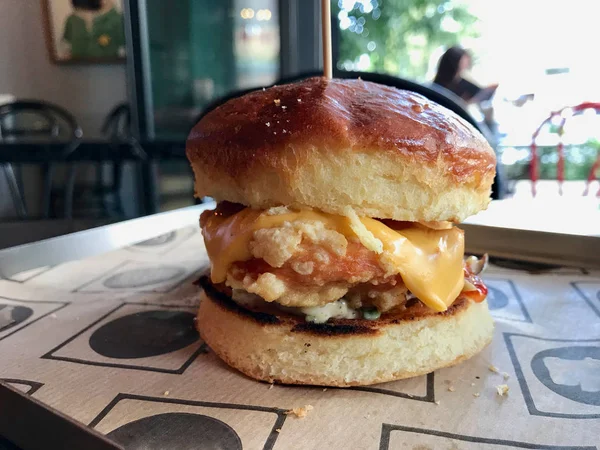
[359,218,464,312]
[201,208,464,312]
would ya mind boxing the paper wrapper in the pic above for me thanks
[1,225,599,449]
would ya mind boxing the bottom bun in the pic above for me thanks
[197,280,494,387]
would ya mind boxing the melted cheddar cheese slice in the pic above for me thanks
[201,208,465,312]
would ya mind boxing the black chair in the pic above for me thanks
[94,103,147,218]
[195,71,504,199]
[58,103,147,220]
[102,103,148,164]
[0,102,137,249]
[96,103,130,217]
[0,153,26,219]
[0,100,82,219]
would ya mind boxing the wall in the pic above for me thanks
[0,0,127,135]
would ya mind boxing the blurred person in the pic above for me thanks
[433,46,501,139]
[433,46,505,199]
[433,46,497,105]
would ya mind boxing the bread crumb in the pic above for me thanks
[473,392,480,397]
[275,428,281,433]
[322,388,327,392]
[163,391,169,396]
[502,372,510,380]
[265,122,270,127]
[274,99,281,106]
[265,206,290,216]
[406,393,414,398]
[434,400,440,405]
[488,364,499,373]
[291,260,314,275]
[344,206,383,254]
[269,384,274,390]
[285,405,313,418]
[496,384,509,396]
[447,386,456,392]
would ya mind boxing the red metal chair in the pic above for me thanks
[530,102,600,196]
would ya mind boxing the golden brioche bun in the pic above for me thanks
[197,280,494,386]
[187,77,496,222]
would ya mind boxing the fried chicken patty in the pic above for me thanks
[202,204,414,312]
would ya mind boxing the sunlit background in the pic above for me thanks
[335,0,600,195]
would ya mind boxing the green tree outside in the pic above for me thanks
[333,0,479,80]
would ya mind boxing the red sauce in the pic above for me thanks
[462,267,488,303]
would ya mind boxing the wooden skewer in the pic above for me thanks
[321,0,332,79]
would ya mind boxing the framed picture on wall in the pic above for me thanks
[42,0,126,64]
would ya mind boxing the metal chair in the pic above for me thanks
[0,100,82,219]
[97,103,130,217]
[105,102,148,212]
[529,101,600,197]
[195,71,504,199]
[95,102,148,218]
[58,103,147,220]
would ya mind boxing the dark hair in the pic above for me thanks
[433,46,469,89]
[71,0,101,11]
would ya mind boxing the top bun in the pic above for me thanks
[186,77,496,222]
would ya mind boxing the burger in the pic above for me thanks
[186,77,495,386]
